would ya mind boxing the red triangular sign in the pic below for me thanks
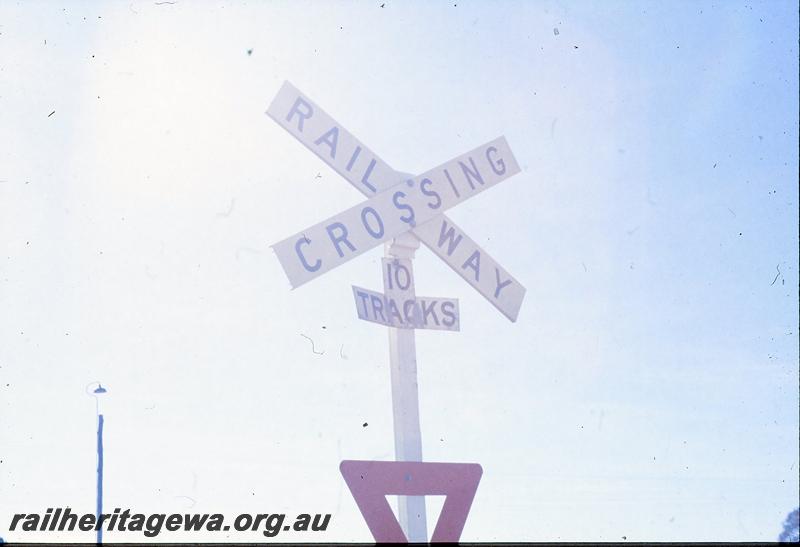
[340,460,483,543]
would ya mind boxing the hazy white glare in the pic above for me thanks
[1,1,797,542]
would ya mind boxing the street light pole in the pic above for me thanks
[96,413,104,543]
[90,384,107,544]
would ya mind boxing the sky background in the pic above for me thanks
[1,0,798,542]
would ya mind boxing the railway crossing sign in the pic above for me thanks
[271,135,518,288]
[267,81,526,322]
[267,81,526,542]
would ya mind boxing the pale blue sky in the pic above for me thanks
[1,0,798,542]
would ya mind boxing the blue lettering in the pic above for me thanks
[486,146,506,175]
[392,191,416,225]
[459,157,484,190]
[421,300,440,326]
[295,237,321,272]
[462,250,481,281]
[420,178,442,209]
[314,126,339,158]
[444,168,460,198]
[370,294,386,322]
[437,220,463,256]
[326,222,356,257]
[346,146,361,172]
[494,268,513,298]
[361,159,378,193]
[356,290,370,316]
[441,301,457,327]
[403,300,419,326]
[361,207,385,239]
[387,298,404,325]
[286,97,313,132]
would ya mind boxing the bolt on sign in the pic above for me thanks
[352,258,460,331]
[266,81,526,542]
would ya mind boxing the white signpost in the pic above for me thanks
[267,82,526,542]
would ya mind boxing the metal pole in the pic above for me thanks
[385,231,427,542]
[91,383,107,544]
[96,413,104,544]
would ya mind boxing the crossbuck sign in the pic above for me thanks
[267,81,526,542]
[268,81,526,322]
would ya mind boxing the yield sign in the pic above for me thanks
[340,460,483,543]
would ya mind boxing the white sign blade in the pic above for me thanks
[267,81,526,321]
[272,137,520,289]
[352,285,460,332]
[267,81,397,197]
[412,218,525,323]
